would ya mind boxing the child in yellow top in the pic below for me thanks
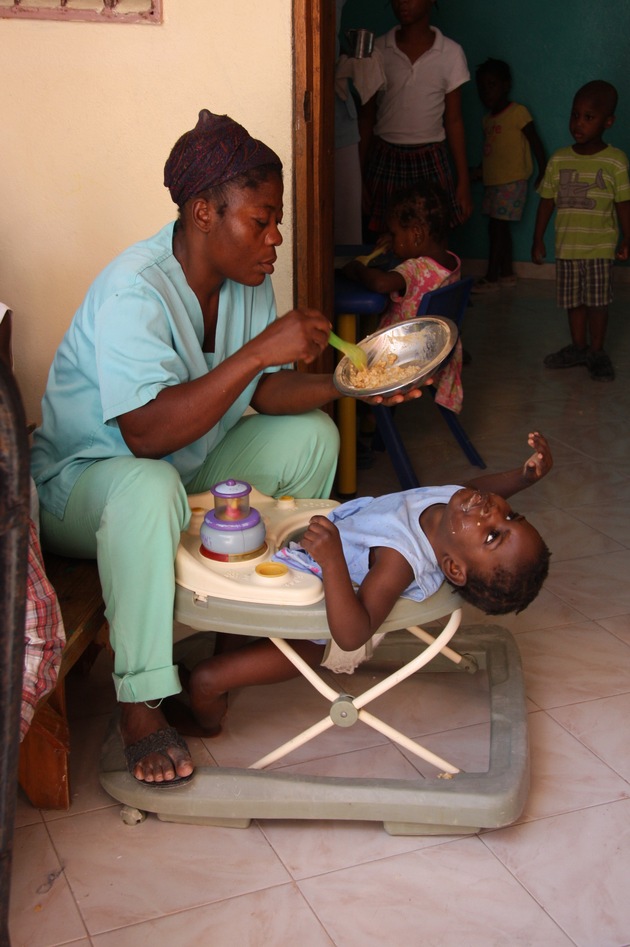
[473,58,546,293]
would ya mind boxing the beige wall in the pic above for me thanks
[0,0,294,422]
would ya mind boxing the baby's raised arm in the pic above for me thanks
[463,430,553,499]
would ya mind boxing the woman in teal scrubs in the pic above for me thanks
[32,109,424,787]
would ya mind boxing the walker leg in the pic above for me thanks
[406,624,478,672]
[250,613,463,773]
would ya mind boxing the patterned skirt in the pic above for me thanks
[364,137,461,234]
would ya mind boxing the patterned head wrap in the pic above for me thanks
[164,109,282,208]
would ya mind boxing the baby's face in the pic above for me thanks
[443,488,543,581]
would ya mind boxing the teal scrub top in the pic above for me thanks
[31,222,281,518]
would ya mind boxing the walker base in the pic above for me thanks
[100,625,529,836]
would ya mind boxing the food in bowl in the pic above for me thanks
[346,353,421,390]
[333,316,458,399]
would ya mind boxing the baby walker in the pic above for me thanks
[100,480,529,835]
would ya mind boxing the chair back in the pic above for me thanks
[0,307,12,370]
[416,276,473,331]
[0,350,29,940]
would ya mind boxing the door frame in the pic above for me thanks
[292,0,335,377]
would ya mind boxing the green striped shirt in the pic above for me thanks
[538,144,630,259]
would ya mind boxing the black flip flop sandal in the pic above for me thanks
[123,726,194,788]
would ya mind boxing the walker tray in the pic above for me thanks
[176,488,338,607]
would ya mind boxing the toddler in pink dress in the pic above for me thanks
[342,181,463,411]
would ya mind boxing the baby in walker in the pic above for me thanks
[173,430,552,735]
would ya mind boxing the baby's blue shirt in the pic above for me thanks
[328,486,461,601]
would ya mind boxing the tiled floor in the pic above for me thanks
[9,279,630,946]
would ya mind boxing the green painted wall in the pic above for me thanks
[341,0,630,264]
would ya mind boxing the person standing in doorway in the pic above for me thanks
[359,0,473,237]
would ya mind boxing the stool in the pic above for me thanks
[18,555,108,809]
[333,272,387,497]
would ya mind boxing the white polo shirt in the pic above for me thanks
[374,27,469,145]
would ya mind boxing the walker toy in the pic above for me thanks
[100,483,529,835]
[176,480,336,606]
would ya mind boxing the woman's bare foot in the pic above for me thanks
[188,660,229,734]
[120,702,194,785]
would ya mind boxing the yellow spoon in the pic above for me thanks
[354,245,386,266]
[328,331,368,370]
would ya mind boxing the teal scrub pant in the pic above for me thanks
[39,410,339,703]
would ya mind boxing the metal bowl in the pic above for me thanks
[333,316,458,398]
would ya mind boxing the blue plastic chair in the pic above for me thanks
[371,276,486,490]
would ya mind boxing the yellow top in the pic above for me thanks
[482,102,533,186]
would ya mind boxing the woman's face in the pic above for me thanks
[205,173,284,286]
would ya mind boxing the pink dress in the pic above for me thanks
[379,252,464,413]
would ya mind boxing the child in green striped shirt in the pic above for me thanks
[532,80,630,382]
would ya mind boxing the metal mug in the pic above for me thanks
[345,28,375,59]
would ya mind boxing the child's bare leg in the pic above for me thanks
[188,639,326,732]
[213,632,254,655]
[585,305,608,352]
[568,305,588,349]
[497,220,514,278]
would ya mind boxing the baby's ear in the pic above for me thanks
[441,555,467,587]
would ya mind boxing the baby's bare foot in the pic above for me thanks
[188,662,229,734]
[163,693,225,738]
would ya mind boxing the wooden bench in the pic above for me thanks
[18,554,109,810]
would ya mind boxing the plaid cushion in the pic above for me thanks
[21,520,66,740]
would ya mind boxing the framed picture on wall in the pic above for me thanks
[0,1,162,24]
